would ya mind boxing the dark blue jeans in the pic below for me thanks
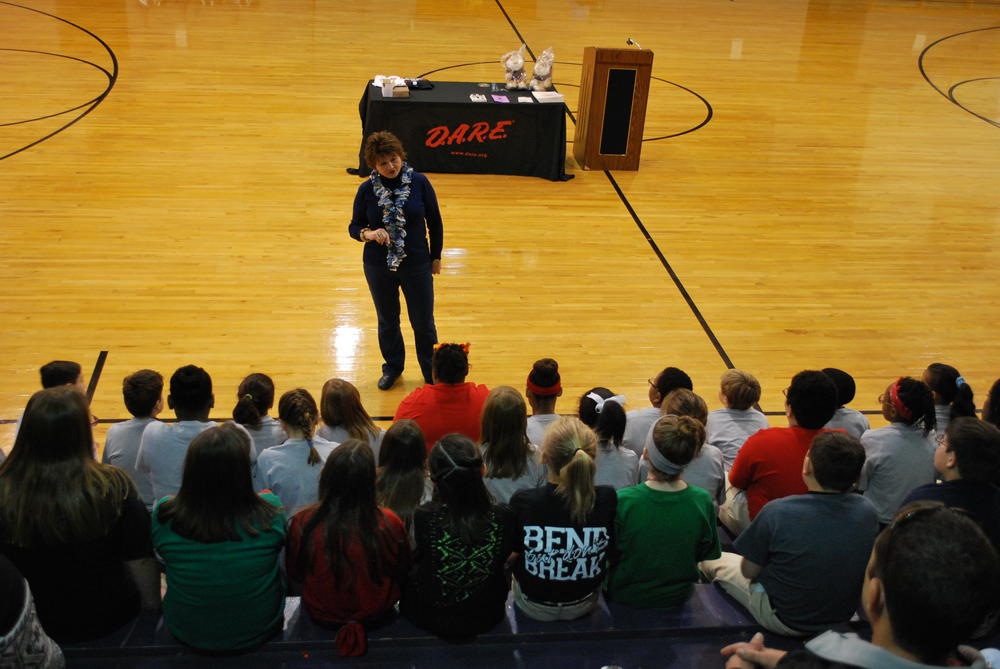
[363,260,437,383]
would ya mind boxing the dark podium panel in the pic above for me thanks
[573,47,654,171]
[357,82,571,181]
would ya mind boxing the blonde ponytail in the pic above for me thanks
[542,416,598,524]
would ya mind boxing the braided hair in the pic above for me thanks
[278,388,321,466]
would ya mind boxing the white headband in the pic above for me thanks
[586,392,626,413]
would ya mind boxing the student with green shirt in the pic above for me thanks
[152,423,286,652]
[606,414,721,609]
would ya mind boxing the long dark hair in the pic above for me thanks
[297,440,392,585]
[0,387,132,547]
[376,419,427,527]
[481,386,532,479]
[428,434,493,545]
[156,423,280,543]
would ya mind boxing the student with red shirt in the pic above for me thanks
[721,370,839,535]
[394,343,489,451]
[286,439,410,657]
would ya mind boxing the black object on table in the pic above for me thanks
[356,81,572,181]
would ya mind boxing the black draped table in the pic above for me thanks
[357,81,572,181]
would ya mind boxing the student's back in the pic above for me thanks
[103,369,164,506]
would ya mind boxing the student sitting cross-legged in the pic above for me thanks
[719,504,1000,669]
[605,414,720,609]
[701,431,879,636]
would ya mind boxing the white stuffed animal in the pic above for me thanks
[530,47,555,91]
[501,45,529,90]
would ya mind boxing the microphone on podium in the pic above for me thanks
[625,37,643,49]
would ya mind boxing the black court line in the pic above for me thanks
[493,1,734,374]
[85,350,108,403]
[0,2,119,160]
[918,26,1000,129]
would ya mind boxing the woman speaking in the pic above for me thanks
[350,131,442,391]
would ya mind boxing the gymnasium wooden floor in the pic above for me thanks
[3,0,1000,452]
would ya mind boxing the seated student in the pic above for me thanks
[153,423,285,652]
[859,377,937,526]
[376,419,432,529]
[605,415,720,609]
[401,434,516,639]
[525,358,562,446]
[903,416,1000,550]
[649,389,726,506]
[480,386,546,504]
[102,369,163,506]
[821,367,869,438]
[255,389,336,516]
[138,365,254,503]
[923,362,976,441]
[622,366,693,457]
[509,416,617,621]
[722,370,839,535]
[720,504,1000,669]
[287,440,410,657]
[232,373,286,457]
[0,553,64,668]
[707,369,770,469]
[579,387,640,491]
[703,431,879,636]
[14,360,90,439]
[0,387,160,643]
[394,343,490,451]
[316,378,384,460]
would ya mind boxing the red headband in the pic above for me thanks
[889,377,913,421]
[526,376,561,396]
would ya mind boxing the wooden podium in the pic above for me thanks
[573,47,654,171]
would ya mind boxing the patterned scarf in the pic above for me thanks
[370,163,412,271]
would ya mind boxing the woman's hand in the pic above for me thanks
[364,228,390,245]
[720,632,787,669]
[431,259,442,275]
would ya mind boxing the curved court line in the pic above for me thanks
[0,48,112,127]
[946,76,1000,127]
[0,1,119,160]
[918,25,1000,129]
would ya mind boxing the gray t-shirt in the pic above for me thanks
[706,408,769,469]
[137,420,256,504]
[735,492,879,632]
[594,442,640,490]
[526,413,560,448]
[255,437,337,515]
[933,405,951,444]
[482,443,546,504]
[316,424,385,462]
[102,417,158,505]
[823,407,870,439]
[241,416,287,457]
[859,423,936,523]
[622,407,661,457]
